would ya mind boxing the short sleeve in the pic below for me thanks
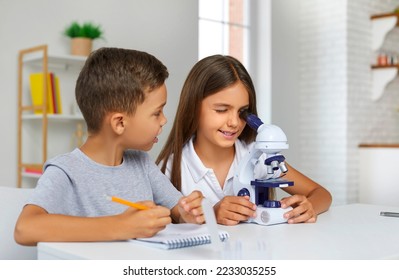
[146,154,182,209]
[26,165,73,214]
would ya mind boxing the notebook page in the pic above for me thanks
[131,223,229,249]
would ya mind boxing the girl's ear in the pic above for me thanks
[110,113,125,135]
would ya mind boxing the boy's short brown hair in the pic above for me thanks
[75,47,169,133]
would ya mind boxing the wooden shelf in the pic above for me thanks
[371,64,399,69]
[370,13,399,100]
[23,53,86,69]
[21,172,42,179]
[359,143,399,148]
[371,67,397,101]
[22,114,84,121]
[371,13,398,51]
[370,12,399,21]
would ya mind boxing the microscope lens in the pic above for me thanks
[271,160,279,170]
[267,165,274,174]
[279,162,288,173]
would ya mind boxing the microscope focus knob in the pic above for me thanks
[237,188,250,197]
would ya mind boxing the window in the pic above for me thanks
[199,0,249,67]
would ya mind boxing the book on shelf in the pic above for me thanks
[130,223,229,250]
[49,72,56,114]
[23,167,43,175]
[54,75,62,114]
[29,72,62,114]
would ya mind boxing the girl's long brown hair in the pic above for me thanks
[156,55,258,191]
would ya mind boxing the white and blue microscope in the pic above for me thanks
[233,111,294,226]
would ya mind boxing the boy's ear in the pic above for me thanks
[110,113,126,135]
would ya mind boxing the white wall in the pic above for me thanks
[272,0,399,205]
[297,0,348,205]
[271,0,300,166]
[0,0,198,187]
[250,0,272,124]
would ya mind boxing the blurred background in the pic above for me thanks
[2,0,399,206]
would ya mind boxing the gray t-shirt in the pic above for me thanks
[27,148,182,217]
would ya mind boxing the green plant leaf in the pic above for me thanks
[63,21,104,39]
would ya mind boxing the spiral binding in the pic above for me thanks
[164,232,229,249]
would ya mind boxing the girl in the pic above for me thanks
[157,55,332,226]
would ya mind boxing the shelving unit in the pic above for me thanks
[371,13,398,51]
[370,13,399,101]
[17,45,86,187]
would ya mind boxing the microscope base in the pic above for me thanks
[249,206,292,226]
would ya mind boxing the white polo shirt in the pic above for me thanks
[162,137,277,206]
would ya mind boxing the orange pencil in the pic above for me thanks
[106,195,149,210]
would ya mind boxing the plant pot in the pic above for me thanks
[71,38,92,56]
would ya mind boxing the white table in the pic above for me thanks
[38,204,399,260]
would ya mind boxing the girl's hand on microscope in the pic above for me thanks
[214,196,257,226]
[280,195,317,223]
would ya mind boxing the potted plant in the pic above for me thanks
[64,21,104,56]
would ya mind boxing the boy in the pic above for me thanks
[14,47,204,246]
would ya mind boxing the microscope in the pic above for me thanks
[233,111,293,226]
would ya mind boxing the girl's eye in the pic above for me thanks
[239,108,249,117]
[215,109,227,113]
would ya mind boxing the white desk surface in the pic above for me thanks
[38,204,399,260]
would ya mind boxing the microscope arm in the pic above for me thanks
[234,148,263,200]
[237,148,263,185]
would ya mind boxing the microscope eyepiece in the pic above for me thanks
[240,111,264,131]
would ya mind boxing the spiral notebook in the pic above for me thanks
[130,223,229,250]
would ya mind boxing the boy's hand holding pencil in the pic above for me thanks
[107,192,205,239]
[107,195,172,239]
